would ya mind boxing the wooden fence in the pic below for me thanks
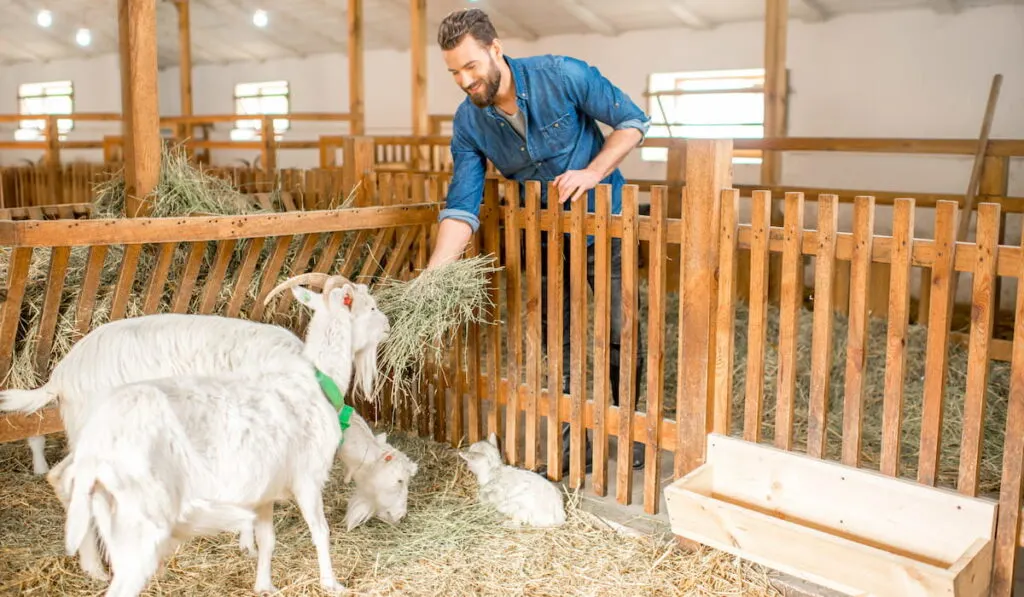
[1,139,1023,593]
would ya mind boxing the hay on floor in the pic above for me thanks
[0,432,780,597]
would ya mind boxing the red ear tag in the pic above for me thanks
[343,294,353,308]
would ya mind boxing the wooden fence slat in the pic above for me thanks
[545,181,565,481]
[483,180,502,441]
[524,181,542,471]
[171,242,208,314]
[593,184,612,495]
[744,190,771,443]
[616,184,640,505]
[880,198,915,477]
[143,243,177,314]
[250,235,295,320]
[713,188,740,436]
[274,234,322,316]
[841,196,876,467]
[774,192,805,450]
[465,232,482,444]
[199,239,238,314]
[33,246,71,374]
[958,202,1001,495]
[225,237,266,318]
[504,181,522,466]
[0,247,34,382]
[990,217,1024,596]
[569,190,587,489]
[917,201,959,485]
[73,245,109,336]
[109,244,143,321]
[807,194,838,458]
[643,186,668,514]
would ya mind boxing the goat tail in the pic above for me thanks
[0,385,58,414]
[176,500,256,537]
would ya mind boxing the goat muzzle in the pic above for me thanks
[263,273,352,307]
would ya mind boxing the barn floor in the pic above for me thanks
[0,429,780,597]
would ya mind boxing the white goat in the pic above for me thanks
[59,279,380,596]
[459,433,566,528]
[3,273,416,580]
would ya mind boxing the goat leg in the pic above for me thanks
[28,436,49,474]
[252,503,278,595]
[46,455,110,581]
[292,482,344,593]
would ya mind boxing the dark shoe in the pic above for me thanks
[539,422,592,478]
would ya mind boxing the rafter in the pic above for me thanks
[663,0,711,29]
[794,0,828,22]
[204,0,308,58]
[930,0,958,13]
[558,0,617,36]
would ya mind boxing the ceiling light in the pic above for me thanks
[75,28,91,47]
[253,9,268,27]
[37,10,52,27]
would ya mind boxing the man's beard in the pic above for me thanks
[464,60,501,107]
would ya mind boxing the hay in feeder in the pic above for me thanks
[374,254,502,407]
[0,432,781,596]
[93,143,268,218]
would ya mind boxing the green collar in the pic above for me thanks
[315,368,354,440]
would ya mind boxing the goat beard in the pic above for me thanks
[352,346,378,402]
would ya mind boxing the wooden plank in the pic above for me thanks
[0,408,63,443]
[713,189,740,436]
[744,191,772,443]
[170,241,207,314]
[990,215,1024,596]
[250,235,294,321]
[465,232,482,444]
[483,181,502,441]
[806,195,838,458]
[774,192,804,450]
[109,244,142,321]
[348,0,364,135]
[142,242,177,314]
[224,237,265,318]
[643,186,668,514]
[593,184,611,495]
[841,197,876,468]
[958,203,1000,496]
[33,246,71,374]
[118,0,160,217]
[274,233,321,315]
[545,181,565,481]
[73,245,109,336]
[198,239,238,314]
[503,182,522,467]
[0,205,438,247]
[524,181,542,471]
[917,201,959,486]
[616,185,640,505]
[880,199,915,477]
[0,248,33,382]
[569,191,587,489]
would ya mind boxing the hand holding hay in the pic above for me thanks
[373,254,501,405]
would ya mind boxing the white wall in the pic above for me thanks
[1,4,1021,199]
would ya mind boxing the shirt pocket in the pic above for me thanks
[539,111,576,156]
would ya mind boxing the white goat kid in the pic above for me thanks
[459,433,566,528]
[60,280,369,596]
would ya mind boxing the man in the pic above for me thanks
[427,8,650,477]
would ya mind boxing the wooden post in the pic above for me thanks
[175,0,193,146]
[44,116,62,204]
[261,115,277,173]
[664,142,686,292]
[348,0,364,135]
[675,139,733,478]
[118,0,160,217]
[410,0,429,169]
[763,0,788,303]
[342,136,375,206]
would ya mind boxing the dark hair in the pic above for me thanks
[437,8,498,50]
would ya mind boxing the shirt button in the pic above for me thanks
[520,146,525,151]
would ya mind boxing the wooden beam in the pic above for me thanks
[119,0,161,217]
[410,0,428,169]
[348,0,364,135]
[558,0,618,36]
[664,0,711,29]
[762,0,787,186]
[175,0,194,150]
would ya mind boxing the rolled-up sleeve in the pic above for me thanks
[438,121,487,233]
[561,56,651,145]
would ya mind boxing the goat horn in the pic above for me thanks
[262,273,352,307]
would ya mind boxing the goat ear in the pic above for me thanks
[291,286,324,311]
[487,432,498,448]
[344,492,375,532]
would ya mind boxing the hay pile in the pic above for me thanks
[374,254,501,408]
[0,432,781,597]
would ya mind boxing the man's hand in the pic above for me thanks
[553,168,603,204]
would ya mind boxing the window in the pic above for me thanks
[16,80,73,141]
[641,68,764,164]
[231,80,290,141]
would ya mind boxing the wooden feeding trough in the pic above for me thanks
[664,433,998,597]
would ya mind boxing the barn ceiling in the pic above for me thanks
[0,0,1019,68]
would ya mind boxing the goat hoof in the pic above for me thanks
[320,579,346,593]
[254,584,278,596]
[82,565,110,582]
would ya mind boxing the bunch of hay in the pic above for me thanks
[92,143,268,218]
[373,254,501,408]
[0,432,781,596]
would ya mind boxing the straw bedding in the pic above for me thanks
[0,432,781,597]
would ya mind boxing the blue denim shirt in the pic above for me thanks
[438,54,651,235]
